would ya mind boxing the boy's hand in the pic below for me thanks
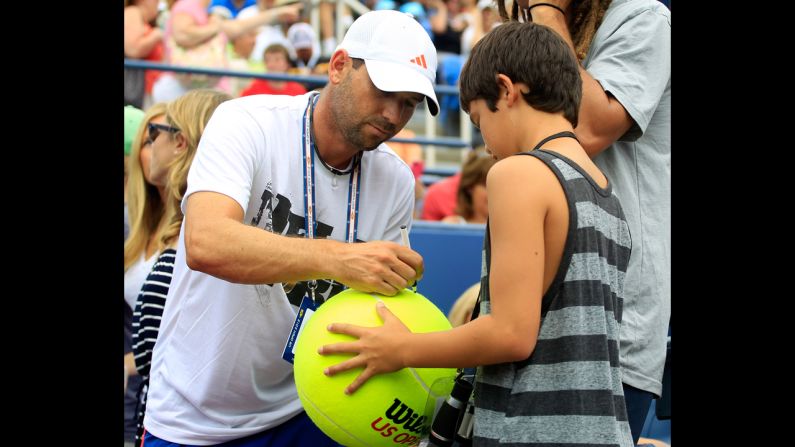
[318,301,410,394]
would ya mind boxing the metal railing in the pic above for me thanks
[124,59,471,170]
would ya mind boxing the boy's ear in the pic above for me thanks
[496,73,520,107]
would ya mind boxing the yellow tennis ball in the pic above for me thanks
[294,288,456,447]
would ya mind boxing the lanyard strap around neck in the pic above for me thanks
[531,131,578,152]
[301,93,362,242]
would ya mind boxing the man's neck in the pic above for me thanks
[312,93,360,169]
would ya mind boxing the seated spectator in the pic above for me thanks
[462,0,501,57]
[421,172,460,221]
[427,0,474,134]
[441,146,494,224]
[153,0,300,102]
[287,22,327,75]
[124,0,165,108]
[240,43,308,96]
[226,26,265,95]
[240,0,301,64]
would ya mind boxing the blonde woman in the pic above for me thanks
[123,102,167,446]
[124,102,169,308]
[130,89,232,446]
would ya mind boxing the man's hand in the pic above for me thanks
[332,241,424,296]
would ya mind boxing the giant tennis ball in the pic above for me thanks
[294,288,456,447]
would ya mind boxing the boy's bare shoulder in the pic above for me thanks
[487,153,560,190]
[486,153,565,215]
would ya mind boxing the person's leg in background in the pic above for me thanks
[623,383,656,445]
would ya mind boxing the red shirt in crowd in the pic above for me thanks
[240,79,307,97]
[421,173,461,221]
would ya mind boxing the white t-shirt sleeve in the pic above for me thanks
[585,6,671,141]
[183,100,264,213]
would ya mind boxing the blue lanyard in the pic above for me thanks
[301,93,362,243]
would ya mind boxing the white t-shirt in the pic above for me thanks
[144,92,415,444]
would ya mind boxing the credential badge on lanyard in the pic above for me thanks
[283,93,362,364]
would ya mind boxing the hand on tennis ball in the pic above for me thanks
[319,300,411,394]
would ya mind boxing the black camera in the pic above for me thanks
[454,402,475,446]
[428,373,474,447]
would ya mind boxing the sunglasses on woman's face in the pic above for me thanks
[146,122,180,145]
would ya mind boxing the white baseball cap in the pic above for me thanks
[288,22,316,50]
[336,10,439,116]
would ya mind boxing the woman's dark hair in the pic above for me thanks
[456,147,496,219]
[496,0,612,61]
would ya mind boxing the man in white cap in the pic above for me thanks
[142,10,439,447]
[287,22,323,74]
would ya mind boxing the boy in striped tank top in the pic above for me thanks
[320,21,633,447]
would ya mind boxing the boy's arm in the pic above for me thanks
[322,157,549,394]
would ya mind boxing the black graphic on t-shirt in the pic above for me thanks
[252,187,353,307]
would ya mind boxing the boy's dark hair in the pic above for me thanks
[459,21,582,127]
[263,43,291,62]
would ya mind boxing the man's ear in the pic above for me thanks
[495,73,520,107]
[327,49,350,84]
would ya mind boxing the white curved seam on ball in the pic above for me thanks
[408,367,434,395]
[299,388,372,447]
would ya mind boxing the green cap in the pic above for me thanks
[124,105,146,156]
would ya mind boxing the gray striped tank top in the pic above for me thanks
[473,149,634,447]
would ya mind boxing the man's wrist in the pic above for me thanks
[313,238,339,281]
